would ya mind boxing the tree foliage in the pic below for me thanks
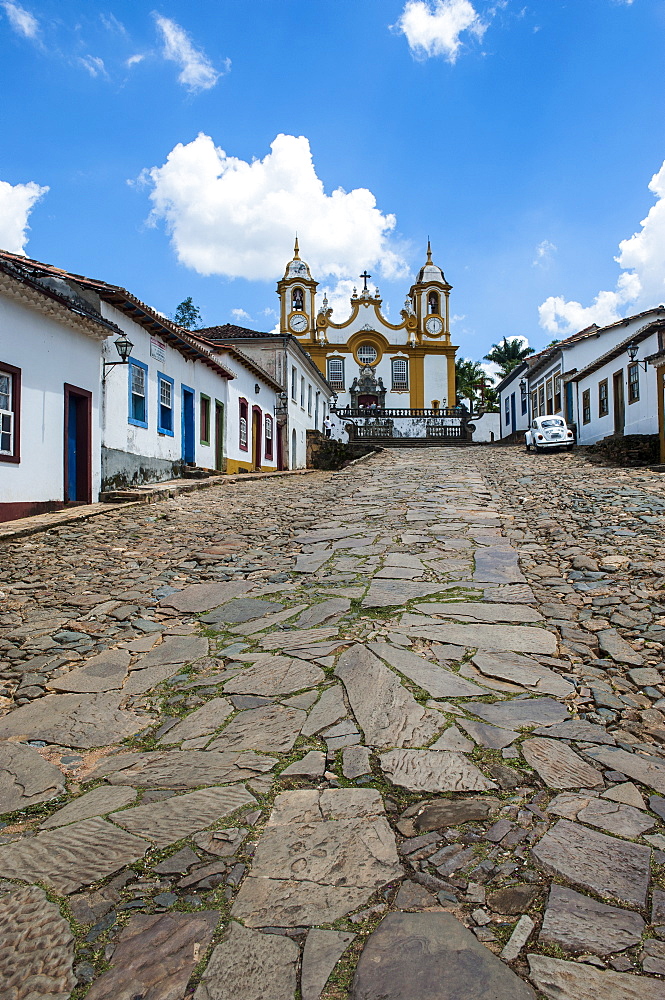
[173,297,202,330]
[455,358,487,414]
[483,337,535,378]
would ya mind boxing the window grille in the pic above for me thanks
[129,361,147,426]
[327,357,345,389]
[0,373,12,455]
[265,415,273,458]
[554,375,562,413]
[357,344,377,365]
[391,357,409,390]
[239,399,248,450]
[582,389,591,424]
[157,375,174,435]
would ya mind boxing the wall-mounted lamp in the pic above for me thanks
[626,342,648,371]
[102,334,134,382]
[274,390,288,416]
[331,390,339,410]
[254,383,261,394]
[519,377,528,399]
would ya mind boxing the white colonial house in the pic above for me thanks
[567,316,663,446]
[496,362,530,440]
[195,324,334,469]
[0,250,283,520]
[523,308,665,436]
[0,252,114,521]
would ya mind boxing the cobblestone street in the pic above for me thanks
[1,445,665,999]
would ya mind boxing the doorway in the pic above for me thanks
[291,428,297,469]
[358,394,379,408]
[613,370,625,436]
[251,406,262,471]
[214,400,224,471]
[63,384,92,503]
[181,385,195,464]
[510,392,516,432]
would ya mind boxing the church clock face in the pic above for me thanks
[425,316,443,336]
[289,314,308,333]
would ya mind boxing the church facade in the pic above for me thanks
[276,241,457,411]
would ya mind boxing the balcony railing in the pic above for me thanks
[333,406,464,418]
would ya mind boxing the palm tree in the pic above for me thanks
[455,358,487,415]
[483,337,534,378]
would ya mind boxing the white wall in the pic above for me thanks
[499,377,530,439]
[573,332,660,445]
[100,303,237,486]
[0,292,103,507]
[215,351,278,472]
[286,344,332,468]
[470,412,501,443]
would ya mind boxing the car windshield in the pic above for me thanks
[541,419,565,428]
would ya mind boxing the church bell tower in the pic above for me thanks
[277,238,318,341]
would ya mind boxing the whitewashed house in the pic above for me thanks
[567,316,664,446]
[0,251,283,519]
[524,308,665,436]
[195,325,334,469]
[496,362,530,441]
[0,253,116,521]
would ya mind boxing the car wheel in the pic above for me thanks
[566,444,573,451]
[525,443,531,452]
[534,444,541,452]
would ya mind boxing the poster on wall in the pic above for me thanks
[150,338,165,363]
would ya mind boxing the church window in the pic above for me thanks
[357,344,378,365]
[292,288,304,311]
[291,366,297,400]
[391,358,409,390]
[265,415,273,458]
[239,398,248,450]
[327,358,345,390]
[598,379,609,417]
[428,291,439,314]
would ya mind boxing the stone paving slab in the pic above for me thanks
[0,692,148,748]
[160,581,254,612]
[335,644,442,748]
[401,622,558,654]
[232,789,403,927]
[369,641,487,698]
[521,737,604,788]
[471,652,575,696]
[301,928,356,1000]
[41,785,138,829]
[48,649,131,693]
[585,745,665,795]
[465,697,569,728]
[207,703,306,753]
[157,697,233,746]
[380,749,497,793]
[414,601,544,623]
[86,910,219,1000]
[0,741,65,814]
[527,954,665,1000]
[110,786,256,846]
[0,885,76,1000]
[92,749,276,787]
[0,817,150,894]
[532,819,651,907]
[539,884,645,954]
[222,656,324,696]
[351,912,537,999]
[194,921,299,1000]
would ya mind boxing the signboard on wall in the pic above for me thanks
[150,338,165,363]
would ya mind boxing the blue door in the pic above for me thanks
[67,395,78,500]
[510,392,516,431]
[182,385,195,464]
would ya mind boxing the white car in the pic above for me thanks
[525,415,574,452]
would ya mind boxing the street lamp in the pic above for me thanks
[626,342,648,371]
[102,334,134,382]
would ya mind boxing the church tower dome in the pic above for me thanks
[409,240,452,342]
[277,237,318,340]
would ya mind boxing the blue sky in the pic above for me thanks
[1,0,664,364]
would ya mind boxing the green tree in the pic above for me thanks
[455,358,487,415]
[483,337,535,378]
[173,297,202,330]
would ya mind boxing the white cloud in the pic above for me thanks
[126,53,145,68]
[0,178,48,254]
[532,239,557,267]
[142,132,408,282]
[100,13,127,35]
[1,1,38,40]
[79,55,107,78]
[231,307,251,321]
[539,160,665,334]
[153,14,226,92]
[395,0,486,62]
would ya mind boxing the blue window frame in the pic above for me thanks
[157,373,175,435]
[128,359,148,428]
[504,396,511,425]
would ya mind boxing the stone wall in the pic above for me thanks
[306,431,376,470]
[582,433,660,467]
